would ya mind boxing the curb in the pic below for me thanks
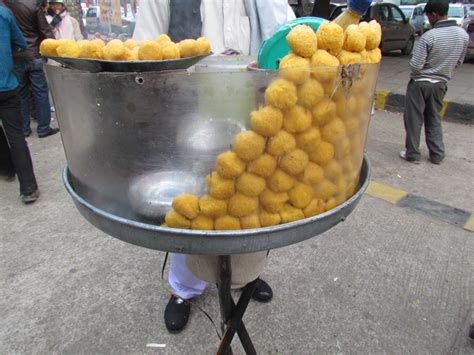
[374,90,474,124]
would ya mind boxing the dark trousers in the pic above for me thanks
[13,58,52,136]
[403,80,447,162]
[0,90,38,195]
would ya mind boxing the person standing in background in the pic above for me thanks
[4,0,59,138]
[400,0,468,165]
[64,0,85,37]
[46,0,83,40]
[0,2,40,203]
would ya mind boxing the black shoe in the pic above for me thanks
[24,130,32,138]
[38,127,59,138]
[430,158,443,165]
[20,189,40,204]
[164,295,190,333]
[251,279,273,303]
[399,150,420,164]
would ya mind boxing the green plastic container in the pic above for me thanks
[257,17,328,70]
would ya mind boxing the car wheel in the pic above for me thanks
[402,36,415,56]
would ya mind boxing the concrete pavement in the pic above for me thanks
[376,53,474,123]
[1,110,473,353]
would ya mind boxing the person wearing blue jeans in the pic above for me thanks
[4,0,59,138]
[1,3,40,203]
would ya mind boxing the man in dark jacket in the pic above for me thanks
[3,0,59,138]
[0,2,40,203]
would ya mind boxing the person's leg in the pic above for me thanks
[403,80,426,161]
[0,90,39,199]
[424,82,447,163]
[29,58,54,136]
[165,253,208,332]
[13,61,32,136]
[0,126,15,179]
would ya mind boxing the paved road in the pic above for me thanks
[1,110,473,353]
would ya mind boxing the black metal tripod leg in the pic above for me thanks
[217,256,234,355]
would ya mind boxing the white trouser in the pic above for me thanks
[168,253,208,300]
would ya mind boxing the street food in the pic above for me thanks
[267,169,295,192]
[172,194,200,219]
[56,39,80,58]
[267,130,296,156]
[215,215,241,230]
[303,198,326,217]
[240,214,261,229]
[196,37,212,55]
[40,38,59,56]
[247,154,277,177]
[288,182,313,209]
[236,173,266,197]
[165,209,191,229]
[264,79,298,110]
[191,215,214,230]
[161,42,181,60]
[296,127,321,151]
[138,41,162,60]
[299,162,324,185]
[343,24,367,52]
[280,204,305,223]
[232,131,266,161]
[259,189,289,213]
[199,195,227,218]
[297,79,325,108]
[206,172,235,200]
[259,209,282,227]
[228,194,259,217]
[177,39,198,57]
[316,22,344,56]
[280,149,309,175]
[279,52,311,84]
[215,151,246,178]
[286,24,318,58]
[250,106,283,137]
[283,105,312,133]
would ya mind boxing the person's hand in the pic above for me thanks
[347,0,371,15]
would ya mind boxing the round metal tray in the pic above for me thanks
[63,155,370,255]
[46,53,211,73]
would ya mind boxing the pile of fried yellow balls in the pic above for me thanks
[39,35,211,61]
[163,21,382,231]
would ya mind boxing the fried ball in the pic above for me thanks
[191,214,214,230]
[124,39,138,49]
[199,195,227,218]
[215,151,246,178]
[40,38,59,56]
[308,140,335,166]
[316,22,344,56]
[346,182,357,198]
[138,41,162,60]
[283,105,312,133]
[91,38,105,48]
[228,194,259,217]
[323,160,343,180]
[165,209,191,229]
[335,95,362,118]
[126,47,140,61]
[140,39,153,46]
[322,118,346,143]
[334,176,348,195]
[299,162,324,184]
[280,149,309,175]
[196,37,211,55]
[240,214,261,229]
[341,158,355,174]
[359,20,382,50]
[247,154,277,177]
[303,198,326,217]
[344,117,359,136]
[233,131,266,161]
[313,179,338,200]
[296,126,321,151]
[178,39,198,57]
[288,182,313,209]
[297,79,325,109]
[367,48,382,64]
[172,194,200,219]
[155,34,172,45]
[236,173,266,197]
[279,52,311,85]
[310,49,340,82]
[325,197,338,211]
[267,169,295,192]
[360,49,369,63]
[260,189,289,213]
[215,215,241,230]
[250,106,283,137]
[335,137,351,159]
[265,78,298,110]
[206,172,235,200]
[343,24,367,53]
[280,204,305,223]
[311,98,336,126]
[56,40,80,58]
[267,130,296,156]
[78,40,102,59]
[161,42,181,60]
[259,209,282,227]
[287,24,318,58]
[338,49,362,65]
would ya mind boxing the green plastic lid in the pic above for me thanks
[257,17,328,70]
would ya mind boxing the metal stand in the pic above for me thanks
[216,256,258,355]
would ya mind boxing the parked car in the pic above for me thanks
[330,3,416,55]
[85,6,136,36]
[468,5,474,21]
[448,3,470,30]
[400,4,425,35]
[465,20,474,62]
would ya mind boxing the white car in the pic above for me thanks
[400,4,425,35]
[448,4,469,30]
